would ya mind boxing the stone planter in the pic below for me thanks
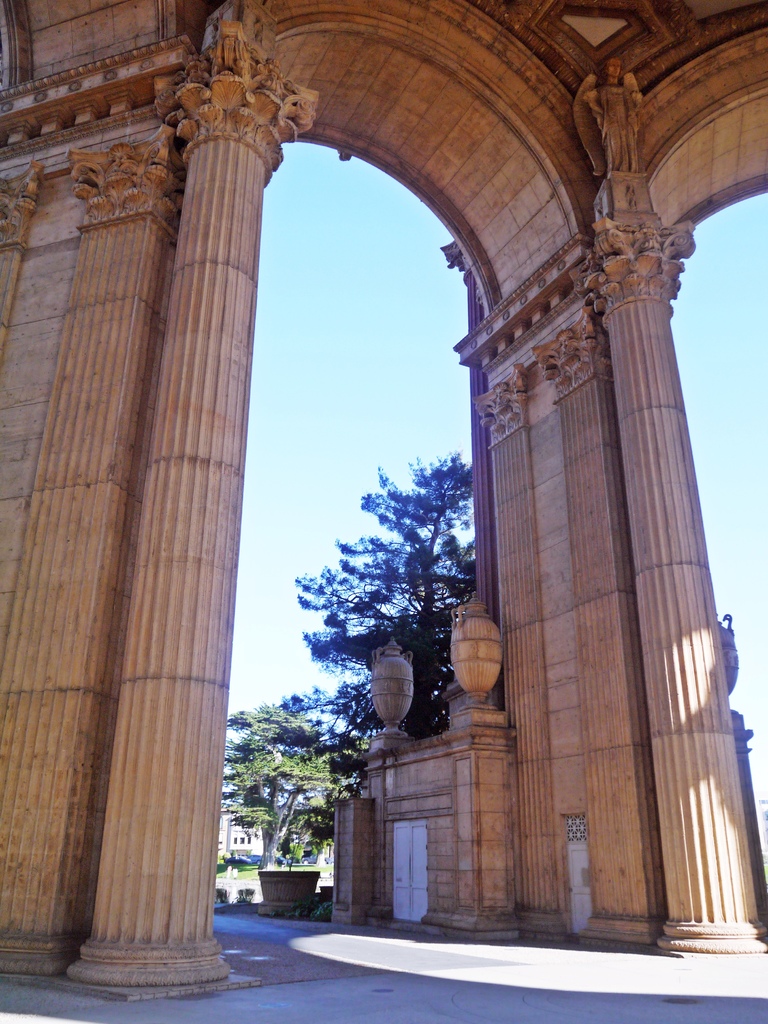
[257,870,321,915]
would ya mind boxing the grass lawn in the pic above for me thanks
[216,863,333,879]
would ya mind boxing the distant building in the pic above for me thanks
[218,811,263,857]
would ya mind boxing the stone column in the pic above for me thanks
[476,369,564,937]
[68,14,317,986]
[534,312,665,944]
[0,134,179,974]
[731,711,768,926]
[441,241,498,626]
[0,162,42,356]
[577,219,766,953]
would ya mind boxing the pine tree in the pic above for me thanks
[295,453,475,743]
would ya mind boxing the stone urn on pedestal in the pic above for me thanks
[719,613,739,695]
[449,594,505,729]
[369,638,413,751]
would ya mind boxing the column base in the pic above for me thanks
[517,910,569,941]
[0,932,83,975]
[658,921,768,955]
[422,911,519,940]
[580,915,665,946]
[67,938,230,986]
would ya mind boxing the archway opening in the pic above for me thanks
[674,193,768,790]
[228,142,471,716]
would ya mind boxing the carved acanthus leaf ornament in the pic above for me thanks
[534,311,610,401]
[155,20,317,177]
[574,219,695,314]
[0,160,43,247]
[475,365,528,444]
[70,126,184,228]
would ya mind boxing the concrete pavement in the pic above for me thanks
[0,910,766,1023]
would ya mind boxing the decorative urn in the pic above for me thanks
[719,613,739,695]
[371,637,413,734]
[450,594,502,702]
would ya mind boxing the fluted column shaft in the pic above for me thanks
[605,292,765,952]
[70,135,264,986]
[469,367,499,627]
[546,340,664,942]
[478,373,563,936]
[0,200,174,973]
[731,710,768,926]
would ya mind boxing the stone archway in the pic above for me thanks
[0,0,767,988]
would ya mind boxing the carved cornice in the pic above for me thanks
[474,365,529,444]
[534,310,610,400]
[573,217,695,313]
[455,234,590,370]
[70,126,184,229]
[0,38,192,150]
[0,159,43,248]
[155,21,317,175]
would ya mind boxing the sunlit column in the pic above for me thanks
[577,220,766,953]
[68,11,317,986]
[0,136,179,974]
[534,310,665,944]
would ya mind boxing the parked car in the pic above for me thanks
[224,856,252,866]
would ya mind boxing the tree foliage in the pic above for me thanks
[224,705,333,867]
[295,453,475,745]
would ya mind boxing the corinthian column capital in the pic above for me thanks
[474,364,528,444]
[155,19,318,177]
[70,126,184,229]
[0,160,43,249]
[574,218,695,315]
[534,310,610,401]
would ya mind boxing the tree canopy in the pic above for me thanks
[224,705,333,867]
[295,453,475,744]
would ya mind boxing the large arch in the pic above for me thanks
[645,28,768,223]
[272,0,595,305]
[0,0,767,986]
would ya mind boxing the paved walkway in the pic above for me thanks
[1,910,767,1022]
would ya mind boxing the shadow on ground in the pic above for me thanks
[0,909,766,1023]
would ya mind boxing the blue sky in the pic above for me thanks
[230,142,768,792]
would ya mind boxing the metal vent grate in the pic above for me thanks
[565,814,587,843]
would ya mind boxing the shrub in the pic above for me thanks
[284,892,332,920]
[310,901,333,922]
[236,888,256,903]
[215,887,229,904]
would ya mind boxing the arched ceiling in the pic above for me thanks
[6,0,768,300]
[272,1,596,305]
[646,28,768,223]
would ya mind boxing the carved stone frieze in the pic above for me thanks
[574,218,695,314]
[70,126,184,229]
[0,160,43,248]
[474,365,528,444]
[155,20,317,176]
[534,311,610,401]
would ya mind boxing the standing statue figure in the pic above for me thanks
[574,57,643,177]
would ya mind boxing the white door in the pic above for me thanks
[567,840,592,934]
[393,820,428,922]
